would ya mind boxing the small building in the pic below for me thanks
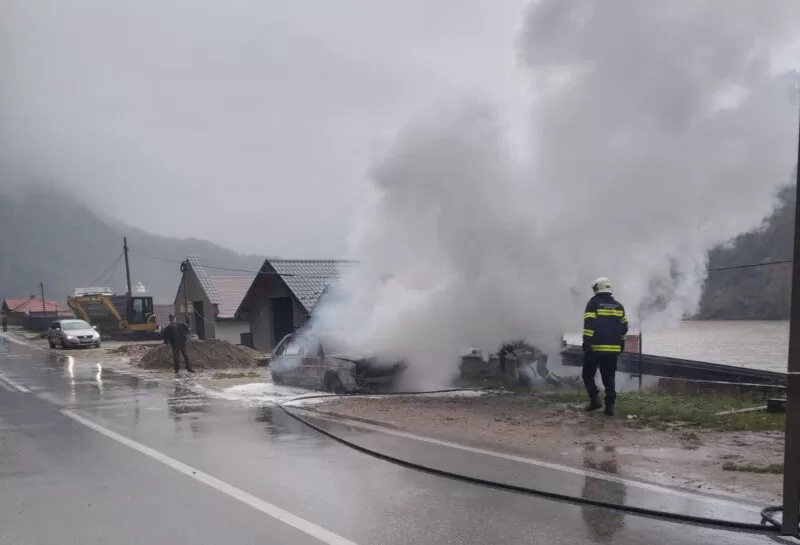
[153,304,174,328]
[1,297,73,329]
[173,256,253,344]
[235,259,354,351]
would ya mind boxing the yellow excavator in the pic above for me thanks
[67,237,161,340]
[67,288,160,340]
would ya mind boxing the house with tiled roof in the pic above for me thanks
[1,297,73,327]
[235,259,355,351]
[172,256,253,344]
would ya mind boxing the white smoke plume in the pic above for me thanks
[312,0,800,389]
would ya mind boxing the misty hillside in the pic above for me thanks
[698,183,794,320]
[0,187,266,304]
[0,184,794,318]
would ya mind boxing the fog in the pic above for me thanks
[0,0,527,256]
[306,0,800,388]
[3,1,800,390]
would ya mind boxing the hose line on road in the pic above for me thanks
[276,390,784,536]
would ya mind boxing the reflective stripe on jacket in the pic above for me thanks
[583,293,628,353]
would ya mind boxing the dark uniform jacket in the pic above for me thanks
[582,293,628,353]
[162,322,189,348]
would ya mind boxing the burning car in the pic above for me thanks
[268,333,405,393]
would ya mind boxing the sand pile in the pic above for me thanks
[236,345,265,358]
[110,344,156,357]
[137,339,256,369]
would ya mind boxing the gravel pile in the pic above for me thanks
[137,339,256,369]
[110,344,156,357]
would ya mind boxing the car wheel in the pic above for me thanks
[325,373,346,394]
[271,371,283,385]
[94,342,101,349]
[60,339,68,350]
[48,340,55,349]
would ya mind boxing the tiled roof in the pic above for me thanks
[267,260,356,313]
[210,276,254,319]
[3,298,71,314]
[187,255,220,305]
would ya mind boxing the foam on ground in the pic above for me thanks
[221,382,318,406]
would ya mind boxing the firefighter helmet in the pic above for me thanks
[592,277,613,294]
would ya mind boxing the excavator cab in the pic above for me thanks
[127,296,154,325]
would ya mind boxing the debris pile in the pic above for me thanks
[137,339,256,369]
[236,345,265,358]
[110,344,157,357]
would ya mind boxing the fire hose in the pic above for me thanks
[276,389,789,536]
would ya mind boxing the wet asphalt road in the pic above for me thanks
[0,337,780,545]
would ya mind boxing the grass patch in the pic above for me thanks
[456,373,533,393]
[538,389,586,403]
[211,371,261,380]
[722,462,784,474]
[538,389,784,431]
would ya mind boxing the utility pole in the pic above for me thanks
[181,260,189,325]
[123,237,133,297]
[39,283,45,314]
[782,106,800,535]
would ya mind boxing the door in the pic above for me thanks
[299,339,323,388]
[271,297,294,347]
[272,334,303,383]
[193,301,206,340]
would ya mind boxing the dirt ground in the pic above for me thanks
[8,332,267,390]
[316,393,784,504]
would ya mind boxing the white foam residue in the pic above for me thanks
[221,382,313,406]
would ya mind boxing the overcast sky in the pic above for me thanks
[0,1,530,257]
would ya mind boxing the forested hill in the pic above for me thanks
[697,183,794,320]
[0,186,266,304]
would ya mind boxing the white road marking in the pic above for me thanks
[0,373,31,393]
[0,378,15,392]
[60,409,360,545]
[295,409,763,512]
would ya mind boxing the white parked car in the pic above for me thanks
[48,319,102,349]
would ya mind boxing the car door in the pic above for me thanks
[273,334,304,385]
[299,340,324,389]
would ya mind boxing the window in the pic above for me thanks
[61,320,92,331]
[283,340,304,356]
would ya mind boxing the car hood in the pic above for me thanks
[63,328,97,336]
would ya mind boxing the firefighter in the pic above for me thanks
[582,277,628,416]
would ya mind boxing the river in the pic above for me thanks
[566,320,789,373]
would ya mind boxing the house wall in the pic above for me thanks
[173,270,216,340]
[215,320,250,345]
[5,312,28,327]
[246,277,308,351]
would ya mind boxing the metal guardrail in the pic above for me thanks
[560,345,786,385]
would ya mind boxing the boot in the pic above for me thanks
[604,404,615,417]
[585,395,602,412]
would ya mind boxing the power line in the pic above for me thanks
[131,250,346,279]
[99,256,124,287]
[132,248,792,277]
[707,258,792,272]
[88,252,125,286]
